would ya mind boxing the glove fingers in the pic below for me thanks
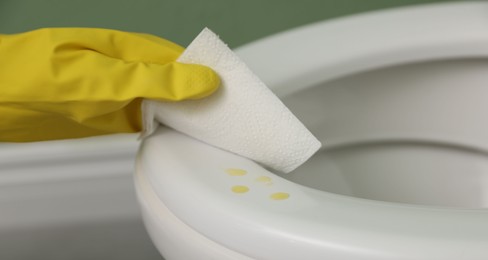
[149,62,220,101]
[51,50,220,102]
[0,28,220,141]
[0,53,220,138]
[46,28,184,64]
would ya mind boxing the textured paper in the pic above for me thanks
[142,28,321,173]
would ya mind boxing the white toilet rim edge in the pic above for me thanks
[235,1,488,97]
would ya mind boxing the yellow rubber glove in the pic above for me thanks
[0,28,220,142]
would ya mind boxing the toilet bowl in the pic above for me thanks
[135,2,488,259]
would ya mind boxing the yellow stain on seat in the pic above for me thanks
[232,185,250,194]
[225,168,247,176]
[255,176,273,186]
[270,192,290,200]
[255,176,272,183]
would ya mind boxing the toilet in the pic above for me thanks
[135,2,488,260]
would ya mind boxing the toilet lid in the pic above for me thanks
[138,127,488,259]
[138,2,488,259]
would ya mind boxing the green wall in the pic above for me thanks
[1,0,458,48]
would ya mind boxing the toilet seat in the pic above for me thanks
[137,128,488,259]
[136,2,488,259]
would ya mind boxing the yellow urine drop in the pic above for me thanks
[270,192,290,200]
[225,168,247,176]
[255,176,272,183]
[232,185,250,194]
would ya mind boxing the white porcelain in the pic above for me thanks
[135,2,488,259]
[0,133,140,230]
[0,133,158,259]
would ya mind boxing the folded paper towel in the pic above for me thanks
[142,28,321,173]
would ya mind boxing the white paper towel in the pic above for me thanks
[141,28,321,173]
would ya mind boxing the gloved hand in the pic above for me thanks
[0,28,220,142]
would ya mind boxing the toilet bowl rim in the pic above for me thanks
[235,1,488,97]
[137,128,488,260]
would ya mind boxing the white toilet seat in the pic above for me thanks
[137,128,488,260]
[136,2,488,259]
